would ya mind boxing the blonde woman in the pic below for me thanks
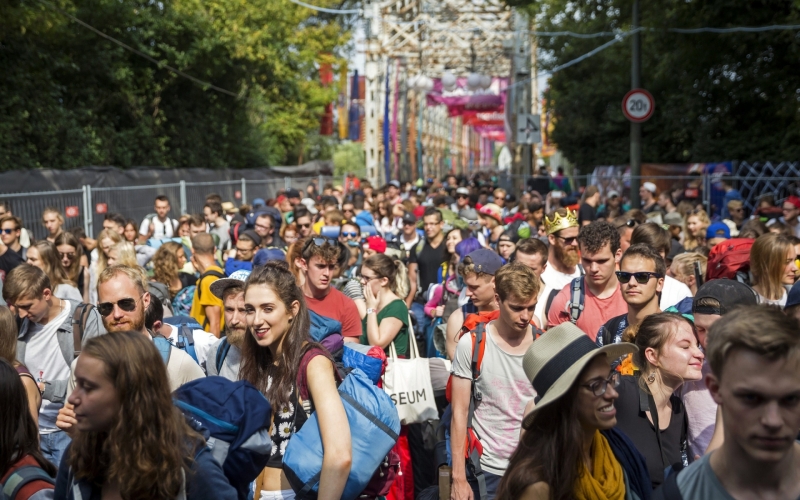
[88,229,123,304]
[682,210,710,250]
[750,233,797,306]
[668,253,707,296]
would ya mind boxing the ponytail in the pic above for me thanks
[363,253,410,298]
[393,259,409,299]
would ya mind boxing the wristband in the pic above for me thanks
[366,308,377,315]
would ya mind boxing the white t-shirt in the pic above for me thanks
[451,322,536,475]
[401,234,420,253]
[23,306,71,432]
[680,361,717,458]
[660,275,692,310]
[139,216,178,239]
[536,264,582,329]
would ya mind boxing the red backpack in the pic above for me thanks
[706,238,754,281]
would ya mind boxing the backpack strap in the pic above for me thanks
[71,303,93,358]
[567,277,585,324]
[152,335,172,365]
[545,288,559,319]
[1,465,55,499]
[215,337,231,374]
[177,322,195,350]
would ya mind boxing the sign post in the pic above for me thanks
[622,89,655,123]
[516,113,541,145]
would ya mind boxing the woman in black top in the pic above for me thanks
[614,312,705,488]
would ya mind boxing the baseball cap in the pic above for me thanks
[456,187,470,196]
[663,211,684,227]
[253,247,286,267]
[786,195,800,210]
[786,281,800,309]
[401,211,416,225]
[210,269,251,299]
[642,182,657,193]
[300,198,319,215]
[693,279,759,316]
[706,222,730,240]
[252,198,266,208]
[607,190,620,198]
[389,180,401,189]
[465,248,503,275]
[365,235,387,254]
[285,188,301,199]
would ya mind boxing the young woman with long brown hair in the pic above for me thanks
[240,261,351,500]
[54,330,236,499]
[55,232,91,303]
[27,240,82,302]
[750,233,798,306]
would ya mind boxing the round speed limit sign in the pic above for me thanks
[622,89,655,123]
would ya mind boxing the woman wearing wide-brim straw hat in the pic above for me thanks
[496,323,652,500]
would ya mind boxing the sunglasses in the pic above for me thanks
[616,219,638,229]
[340,231,358,238]
[616,271,662,284]
[456,194,469,199]
[555,235,578,245]
[298,223,311,229]
[58,252,76,260]
[0,228,18,234]
[97,297,140,317]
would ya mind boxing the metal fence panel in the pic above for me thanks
[90,184,182,238]
[184,180,243,216]
[245,179,286,202]
[1,189,85,241]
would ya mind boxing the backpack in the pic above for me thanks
[163,315,203,363]
[215,337,233,375]
[309,309,342,343]
[545,276,585,325]
[1,462,54,500]
[282,348,401,500]
[706,238,754,282]
[178,269,226,329]
[70,303,95,358]
[599,314,627,347]
[174,377,273,500]
[444,311,544,500]
[148,281,174,317]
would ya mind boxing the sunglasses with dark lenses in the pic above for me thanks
[58,252,76,260]
[298,223,311,229]
[0,228,17,234]
[456,194,469,199]
[340,231,358,238]
[616,271,663,284]
[616,219,639,229]
[556,235,578,245]
[97,297,139,317]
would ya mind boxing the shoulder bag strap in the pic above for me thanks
[568,277,585,324]
[215,337,230,374]
[71,303,88,358]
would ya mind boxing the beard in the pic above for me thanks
[555,243,580,268]
[226,326,247,347]
[104,313,145,334]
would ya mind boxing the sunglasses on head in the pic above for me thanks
[616,271,662,284]
[97,297,140,317]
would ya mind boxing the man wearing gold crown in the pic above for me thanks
[533,208,584,325]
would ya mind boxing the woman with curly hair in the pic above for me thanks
[682,210,710,251]
[152,241,195,298]
[27,240,82,302]
[54,330,236,499]
[55,232,91,303]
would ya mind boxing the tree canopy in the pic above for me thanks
[0,0,351,169]
[508,0,800,170]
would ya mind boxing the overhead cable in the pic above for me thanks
[287,0,360,15]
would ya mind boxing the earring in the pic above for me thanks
[646,372,656,384]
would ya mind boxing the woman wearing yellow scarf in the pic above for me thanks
[497,322,652,500]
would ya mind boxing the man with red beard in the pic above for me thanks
[535,208,584,325]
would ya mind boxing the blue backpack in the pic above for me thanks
[283,349,400,500]
[174,377,273,500]
[162,315,203,363]
[309,309,341,343]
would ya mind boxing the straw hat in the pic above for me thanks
[521,323,637,428]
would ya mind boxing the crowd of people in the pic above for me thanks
[2,171,800,500]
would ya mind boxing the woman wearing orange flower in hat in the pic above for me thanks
[497,323,651,500]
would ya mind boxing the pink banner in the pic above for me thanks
[426,93,505,116]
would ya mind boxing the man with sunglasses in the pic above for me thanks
[0,214,27,261]
[454,187,471,212]
[4,264,105,465]
[407,207,446,355]
[536,208,584,324]
[339,222,362,279]
[297,236,362,341]
[596,244,664,347]
[614,215,639,253]
[399,211,420,253]
[547,221,627,341]
[293,206,314,239]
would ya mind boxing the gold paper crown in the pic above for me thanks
[544,209,579,235]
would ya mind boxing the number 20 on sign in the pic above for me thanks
[622,89,655,123]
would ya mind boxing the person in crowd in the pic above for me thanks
[338,222,362,279]
[225,230,260,275]
[188,214,207,239]
[629,223,692,310]
[614,217,639,253]
[296,236,362,340]
[254,211,285,249]
[682,280,758,459]
[1,214,26,260]
[498,322,648,500]
[88,229,123,304]
[512,238,549,326]
[204,200,231,250]
[615,313,703,487]
[445,248,504,360]
[454,187,471,212]
[139,194,178,242]
[521,201,545,233]
[477,204,504,248]
[239,262,351,499]
[657,191,678,214]
[0,305,41,426]
[399,211,420,253]
[578,185,600,226]
[106,242,137,268]
[341,199,356,223]
[205,270,250,379]
[54,232,90,303]
[0,358,57,498]
[123,219,138,243]
[597,190,623,221]
[423,228,468,321]
[726,199,747,230]
[655,306,800,499]
[26,241,82,302]
[102,213,126,235]
[548,221,627,340]
[42,208,64,243]
[750,232,797,306]
[178,214,192,238]
[668,253,707,296]
[407,207,447,354]
[640,182,662,214]
[3,264,105,466]
[293,206,314,239]
[683,210,710,251]
[53,331,234,499]
[496,229,518,262]
[538,208,583,317]
[785,281,800,322]
[190,233,225,337]
[451,263,540,500]
[780,195,800,239]
[152,241,195,299]
[0,201,32,248]
[360,254,410,356]
[362,235,386,260]
[597,243,664,348]
[705,222,730,248]
[281,222,299,247]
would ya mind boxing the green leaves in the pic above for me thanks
[0,0,349,169]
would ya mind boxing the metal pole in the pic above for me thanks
[284,177,291,191]
[241,178,247,205]
[83,185,92,237]
[180,180,187,215]
[417,96,424,181]
[629,0,642,209]
[400,77,410,181]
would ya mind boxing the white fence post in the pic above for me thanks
[180,180,187,215]
[241,178,247,205]
[83,185,93,237]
